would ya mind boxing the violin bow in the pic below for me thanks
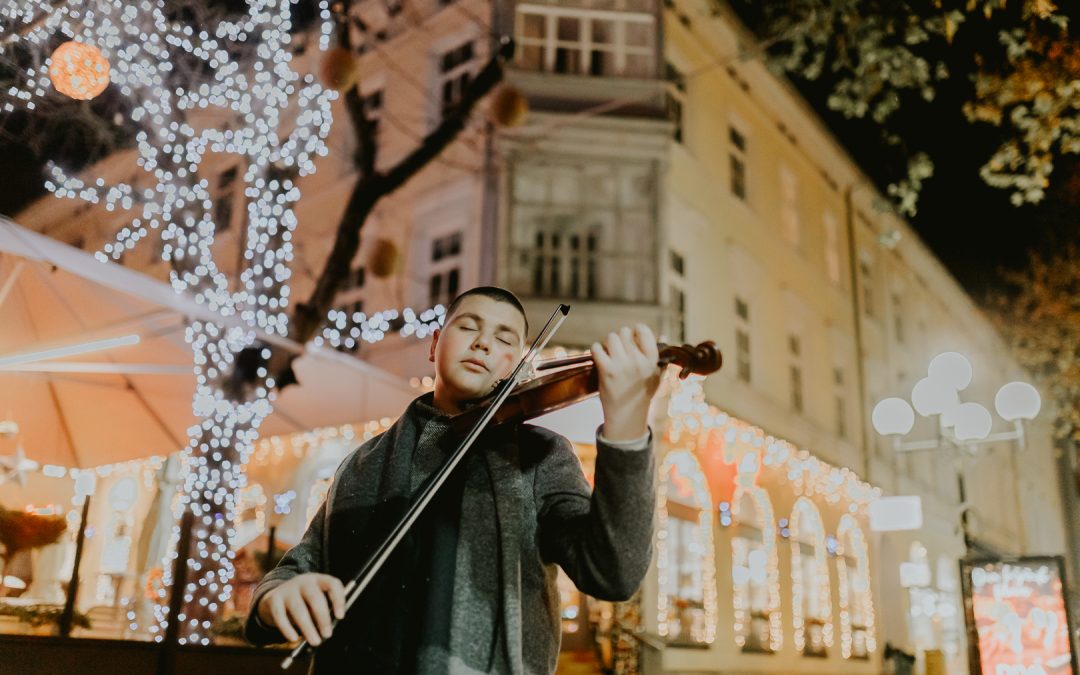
[281,304,570,669]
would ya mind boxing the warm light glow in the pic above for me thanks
[871,398,915,436]
[995,381,1041,422]
[49,40,110,100]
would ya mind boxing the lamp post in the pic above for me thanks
[871,352,1041,556]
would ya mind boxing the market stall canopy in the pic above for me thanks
[0,217,416,478]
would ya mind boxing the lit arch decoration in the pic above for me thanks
[789,497,833,655]
[836,514,877,659]
[656,449,717,644]
[731,484,782,653]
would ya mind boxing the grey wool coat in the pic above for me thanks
[245,393,656,674]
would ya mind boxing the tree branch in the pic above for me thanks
[274,38,514,386]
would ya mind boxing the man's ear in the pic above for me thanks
[429,328,440,363]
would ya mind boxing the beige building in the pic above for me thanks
[9,0,1069,672]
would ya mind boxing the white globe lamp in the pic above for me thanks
[912,377,959,417]
[928,352,973,391]
[995,382,1041,422]
[873,398,916,436]
[953,402,993,441]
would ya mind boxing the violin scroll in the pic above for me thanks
[658,341,722,379]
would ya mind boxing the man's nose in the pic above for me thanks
[471,333,491,352]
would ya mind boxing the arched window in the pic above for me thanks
[836,515,876,659]
[790,498,832,657]
[657,451,716,645]
[732,486,781,653]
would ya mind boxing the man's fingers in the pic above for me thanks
[591,342,612,371]
[318,575,346,620]
[270,595,299,643]
[286,596,323,646]
[301,582,334,640]
[634,323,659,362]
[606,331,627,362]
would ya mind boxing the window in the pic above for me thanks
[823,211,841,284]
[790,364,803,413]
[666,62,686,144]
[859,255,874,317]
[732,489,780,653]
[834,367,847,438]
[432,232,462,262]
[892,293,905,343]
[361,87,383,145]
[791,500,832,657]
[730,126,747,200]
[837,517,876,660]
[515,2,656,78]
[437,41,475,120]
[735,297,751,383]
[670,249,686,341]
[779,165,800,247]
[658,452,715,645]
[215,166,238,232]
[429,230,463,307]
[509,157,657,303]
[788,333,803,412]
[346,266,366,291]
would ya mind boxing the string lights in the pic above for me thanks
[2,0,337,644]
[660,375,879,655]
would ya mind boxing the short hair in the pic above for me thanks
[444,286,529,338]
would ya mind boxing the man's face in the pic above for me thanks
[429,295,527,407]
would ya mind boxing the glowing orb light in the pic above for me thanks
[49,41,110,100]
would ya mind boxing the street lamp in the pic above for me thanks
[870,351,1041,554]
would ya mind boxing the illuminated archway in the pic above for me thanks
[789,497,833,656]
[657,450,716,644]
[731,485,781,652]
[836,515,877,659]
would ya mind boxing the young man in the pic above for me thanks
[246,287,661,674]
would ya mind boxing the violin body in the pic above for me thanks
[450,341,722,435]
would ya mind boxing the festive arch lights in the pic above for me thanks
[656,450,717,645]
[789,497,834,655]
[836,515,877,659]
[48,40,110,100]
[731,486,782,653]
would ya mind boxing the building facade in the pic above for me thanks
[10,0,1069,672]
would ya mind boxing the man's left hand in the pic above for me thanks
[591,324,662,442]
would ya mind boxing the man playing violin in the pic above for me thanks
[246,286,662,674]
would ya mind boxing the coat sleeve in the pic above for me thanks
[243,499,328,645]
[531,425,656,602]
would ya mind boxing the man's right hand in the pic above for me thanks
[257,573,345,646]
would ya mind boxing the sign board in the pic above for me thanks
[869,495,923,532]
[960,556,1078,675]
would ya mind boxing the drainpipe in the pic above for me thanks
[844,182,874,486]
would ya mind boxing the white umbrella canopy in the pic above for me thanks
[0,218,416,486]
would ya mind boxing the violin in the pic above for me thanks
[282,305,721,668]
[450,341,723,434]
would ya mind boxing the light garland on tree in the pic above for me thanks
[2,0,337,645]
[314,304,446,351]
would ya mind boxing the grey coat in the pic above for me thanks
[245,394,655,674]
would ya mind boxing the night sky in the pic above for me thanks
[1,2,1075,302]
